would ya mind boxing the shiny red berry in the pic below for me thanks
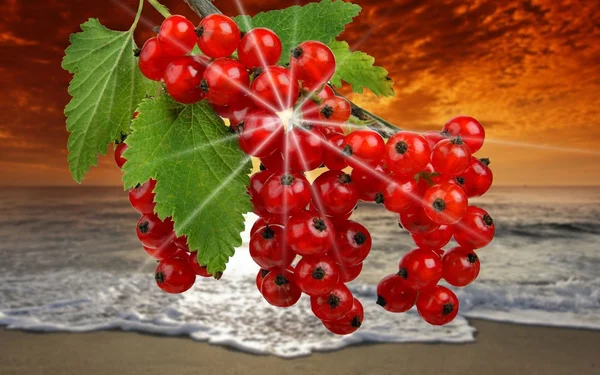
[143,242,186,260]
[301,85,334,122]
[286,211,335,256]
[322,298,364,335]
[311,171,359,218]
[342,129,385,169]
[238,110,285,158]
[250,215,286,237]
[376,273,418,312]
[416,285,459,325]
[319,96,351,124]
[351,163,389,202]
[399,205,440,234]
[201,58,250,106]
[261,172,311,215]
[260,151,285,172]
[261,268,302,307]
[338,262,362,283]
[188,252,212,277]
[196,14,241,58]
[442,246,480,287]
[157,15,197,56]
[250,224,295,270]
[114,142,128,168]
[294,254,340,296]
[379,177,418,214]
[453,206,495,249]
[310,283,353,321]
[212,95,257,126]
[248,170,275,216]
[256,268,270,292]
[411,224,453,250]
[128,179,157,214]
[330,220,371,266]
[422,182,468,225]
[442,116,485,153]
[250,66,299,112]
[155,257,196,294]
[322,133,348,171]
[384,132,431,177]
[238,27,282,69]
[286,127,325,171]
[398,248,443,291]
[290,41,336,87]
[422,130,448,150]
[164,55,209,104]
[138,37,170,81]
[137,214,174,249]
[431,136,472,176]
[459,158,493,197]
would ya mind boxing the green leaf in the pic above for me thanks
[62,18,157,183]
[330,40,395,97]
[234,0,361,64]
[122,96,252,275]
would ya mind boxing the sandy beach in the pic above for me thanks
[1,319,598,375]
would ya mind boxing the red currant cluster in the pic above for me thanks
[115,114,211,295]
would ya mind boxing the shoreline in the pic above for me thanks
[1,319,599,375]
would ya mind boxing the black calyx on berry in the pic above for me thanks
[480,157,491,166]
[251,67,264,80]
[327,294,341,309]
[397,267,408,279]
[312,218,328,232]
[200,79,209,93]
[375,192,384,205]
[350,315,362,328]
[432,198,446,212]
[338,173,352,184]
[195,26,204,37]
[354,232,367,245]
[451,136,464,145]
[442,303,455,315]
[260,269,270,278]
[376,295,386,307]
[274,273,289,286]
[455,176,465,185]
[138,221,150,234]
[395,141,408,155]
[155,271,165,284]
[483,214,494,226]
[261,225,275,240]
[133,48,141,57]
[312,266,326,280]
[291,47,303,59]
[467,253,479,263]
[280,174,294,186]
[342,144,353,157]
[320,104,334,119]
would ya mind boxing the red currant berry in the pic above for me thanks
[384,132,431,177]
[322,133,348,171]
[399,205,440,234]
[422,182,468,225]
[442,116,485,153]
[311,171,359,218]
[459,158,493,197]
[322,298,364,335]
[453,206,495,249]
[155,257,196,294]
[256,268,270,292]
[238,110,284,158]
[286,211,335,256]
[286,128,325,171]
[379,177,418,214]
[261,268,302,307]
[416,285,459,326]
[290,41,336,87]
[442,246,480,287]
[164,55,209,104]
[330,220,371,266]
[260,151,285,172]
[249,225,295,270]
[248,170,275,216]
[294,254,340,296]
[351,163,389,202]
[301,85,334,122]
[201,58,250,106]
[250,66,299,112]
[213,95,257,126]
[174,235,190,252]
[342,129,385,169]
[138,37,170,81]
[129,179,157,214]
[158,15,197,56]
[376,273,418,313]
[188,252,212,277]
[338,262,362,283]
[310,283,354,321]
[397,248,443,291]
[319,96,351,124]
[411,224,453,250]
[143,242,186,260]
[137,214,174,249]
[238,27,282,69]
[431,136,472,176]
[261,172,311,215]
[114,142,128,168]
[422,130,448,150]
[196,14,241,58]
[250,215,286,237]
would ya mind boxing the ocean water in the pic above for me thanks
[0,186,599,357]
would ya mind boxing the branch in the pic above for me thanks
[184,0,221,16]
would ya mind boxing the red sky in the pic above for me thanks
[0,0,599,186]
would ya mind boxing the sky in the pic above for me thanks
[0,0,599,186]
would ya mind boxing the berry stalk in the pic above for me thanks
[147,0,172,18]
[184,0,222,16]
